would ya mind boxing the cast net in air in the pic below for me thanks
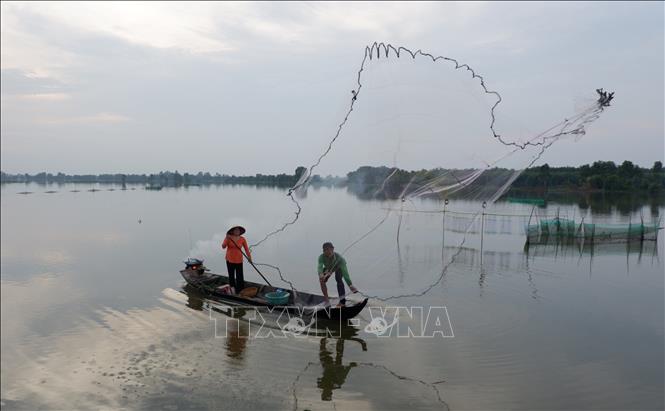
[246,43,614,301]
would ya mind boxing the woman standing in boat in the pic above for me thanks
[221,225,252,293]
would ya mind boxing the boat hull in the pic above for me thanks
[180,268,368,321]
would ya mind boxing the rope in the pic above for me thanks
[240,43,613,302]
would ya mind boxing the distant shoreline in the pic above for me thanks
[2,160,663,195]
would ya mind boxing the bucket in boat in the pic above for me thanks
[265,290,290,305]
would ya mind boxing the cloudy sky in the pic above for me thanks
[1,1,663,174]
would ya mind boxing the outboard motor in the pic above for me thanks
[184,258,205,274]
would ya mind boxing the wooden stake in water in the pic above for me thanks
[442,198,448,262]
[480,201,486,267]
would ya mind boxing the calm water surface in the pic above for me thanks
[1,183,663,410]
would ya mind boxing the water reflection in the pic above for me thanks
[182,284,249,360]
[291,324,450,410]
[225,308,249,361]
[524,237,660,260]
[8,181,664,217]
[181,282,373,402]
[317,326,367,401]
[184,284,205,311]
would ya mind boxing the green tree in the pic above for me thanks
[618,160,636,177]
[539,163,551,190]
[174,171,183,186]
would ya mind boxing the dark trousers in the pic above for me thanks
[226,261,244,291]
[323,269,345,300]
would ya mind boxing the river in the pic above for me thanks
[1,183,663,410]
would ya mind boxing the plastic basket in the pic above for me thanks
[265,291,290,305]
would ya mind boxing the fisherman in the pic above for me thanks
[222,225,252,293]
[318,242,358,307]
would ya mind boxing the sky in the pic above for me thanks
[1,1,663,175]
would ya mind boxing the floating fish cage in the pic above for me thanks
[526,217,661,243]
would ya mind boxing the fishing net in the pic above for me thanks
[245,43,614,301]
[527,216,661,242]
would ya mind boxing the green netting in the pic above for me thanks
[538,218,577,236]
[528,217,660,242]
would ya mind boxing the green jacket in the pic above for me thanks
[317,252,352,286]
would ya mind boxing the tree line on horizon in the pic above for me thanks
[345,161,664,198]
[2,161,663,194]
[512,160,663,193]
[0,167,342,188]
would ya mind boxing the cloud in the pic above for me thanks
[0,2,662,173]
[39,112,131,125]
[0,5,79,80]
[0,69,67,94]
[0,2,491,65]
[17,92,71,101]
[2,2,233,55]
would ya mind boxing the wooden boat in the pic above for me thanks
[180,259,368,321]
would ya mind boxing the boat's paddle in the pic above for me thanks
[227,236,273,287]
